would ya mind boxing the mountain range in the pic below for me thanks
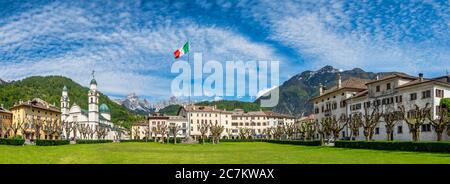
[114,93,155,115]
[256,65,409,117]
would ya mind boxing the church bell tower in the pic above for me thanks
[88,71,99,123]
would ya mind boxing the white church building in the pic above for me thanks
[60,77,120,140]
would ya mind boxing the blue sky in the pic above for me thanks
[0,0,449,102]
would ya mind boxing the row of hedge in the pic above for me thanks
[76,140,113,144]
[35,140,70,146]
[335,141,450,153]
[0,138,25,146]
[267,140,322,146]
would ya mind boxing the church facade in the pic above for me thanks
[60,77,119,140]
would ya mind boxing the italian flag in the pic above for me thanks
[174,41,189,59]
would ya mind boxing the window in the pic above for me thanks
[340,101,346,108]
[351,103,362,110]
[386,83,391,90]
[395,95,402,103]
[375,127,380,135]
[314,108,319,114]
[376,85,380,92]
[410,93,417,100]
[397,126,403,134]
[436,89,444,98]
[421,124,431,132]
[422,90,431,99]
[332,102,337,110]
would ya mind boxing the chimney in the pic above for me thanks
[419,73,424,81]
[0,104,3,109]
[337,73,342,88]
[376,74,379,80]
[319,83,324,95]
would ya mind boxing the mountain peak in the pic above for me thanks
[317,65,338,73]
[119,93,154,114]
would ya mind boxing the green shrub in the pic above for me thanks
[0,138,25,145]
[335,141,450,153]
[221,139,266,142]
[35,140,70,146]
[76,140,113,144]
[267,140,321,146]
[120,139,154,143]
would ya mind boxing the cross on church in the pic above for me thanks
[92,70,95,79]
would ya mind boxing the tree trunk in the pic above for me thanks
[436,131,443,141]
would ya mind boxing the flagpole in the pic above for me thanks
[187,39,191,106]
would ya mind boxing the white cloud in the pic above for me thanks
[0,2,283,100]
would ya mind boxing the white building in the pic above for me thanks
[313,72,450,141]
[131,113,188,140]
[177,105,296,140]
[347,73,450,141]
[177,105,233,140]
[61,77,120,140]
[312,73,370,138]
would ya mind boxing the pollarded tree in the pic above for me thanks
[62,121,74,140]
[43,121,54,140]
[329,114,348,141]
[316,118,331,145]
[209,122,224,144]
[144,123,151,142]
[226,128,233,139]
[427,106,449,141]
[78,124,87,139]
[87,125,95,140]
[158,124,169,144]
[152,126,158,142]
[11,119,24,139]
[238,127,246,139]
[53,120,64,140]
[301,120,316,141]
[362,105,382,141]
[348,113,362,141]
[169,124,181,144]
[398,103,431,142]
[0,120,10,138]
[199,122,209,144]
[132,126,140,140]
[284,122,296,140]
[382,110,402,141]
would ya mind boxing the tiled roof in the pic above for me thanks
[263,111,295,119]
[181,105,231,113]
[232,110,266,117]
[365,73,416,85]
[314,77,371,100]
[0,107,12,114]
[397,76,450,89]
[11,98,60,113]
[348,89,368,99]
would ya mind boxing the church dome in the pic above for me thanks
[90,79,97,85]
[99,103,110,113]
[63,85,67,91]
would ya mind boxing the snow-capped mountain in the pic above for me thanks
[117,93,155,114]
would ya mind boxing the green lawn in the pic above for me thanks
[0,142,449,164]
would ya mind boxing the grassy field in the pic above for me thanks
[0,142,449,164]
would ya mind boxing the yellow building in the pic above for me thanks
[10,98,61,140]
[0,105,13,138]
